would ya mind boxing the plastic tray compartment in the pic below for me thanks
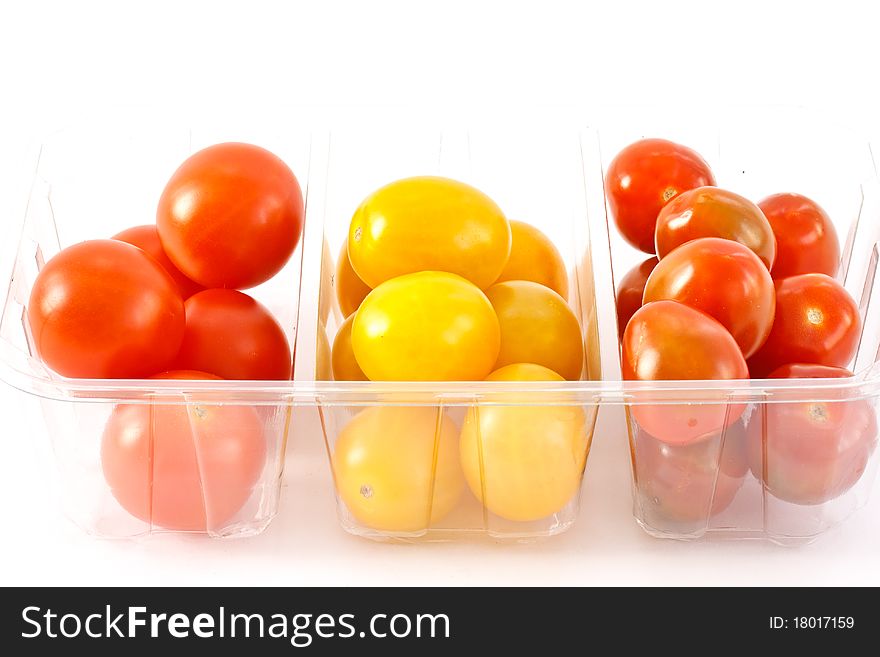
[302,128,602,541]
[589,110,880,544]
[0,123,313,538]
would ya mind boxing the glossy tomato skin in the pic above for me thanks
[101,371,267,531]
[494,220,569,299]
[157,142,303,290]
[460,363,591,522]
[747,365,877,505]
[655,187,777,269]
[622,301,749,445]
[335,241,371,318]
[352,271,500,381]
[633,420,748,524]
[643,238,775,358]
[348,176,511,289]
[615,256,658,338]
[747,274,860,378]
[172,289,291,380]
[333,406,464,532]
[758,193,840,279]
[112,225,204,299]
[331,314,367,381]
[766,363,854,379]
[605,139,715,253]
[485,280,584,380]
[28,240,185,379]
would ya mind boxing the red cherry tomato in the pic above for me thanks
[157,142,304,289]
[643,237,775,358]
[747,274,860,378]
[758,193,841,279]
[101,370,267,531]
[766,363,854,379]
[633,421,748,524]
[112,224,205,299]
[747,365,877,505]
[27,240,185,379]
[616,256,658,337]
[605,139,715,253]
[655,187,777,269]
[622,300,749,445]
[172,289,291,380]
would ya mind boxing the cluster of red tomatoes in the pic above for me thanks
[607,138,876,521]
[326,176,591,531]
[27,142,304,530]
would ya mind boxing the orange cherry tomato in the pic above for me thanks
[335,240,371,318]
[157,142,304,289]
[655,187,777,269]
[101,370,267,531]
[331,314,367,381]
[643,238,775,358]
[27,240,185,379]
[485,280,584,380]
[605,139,716,253]
[494,220,568,299]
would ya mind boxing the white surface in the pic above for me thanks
[2,0,880,586]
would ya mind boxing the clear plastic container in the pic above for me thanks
[4,112,878,546]
[590,109,880,544]
[0,121,313,538]
[304,127,603,541]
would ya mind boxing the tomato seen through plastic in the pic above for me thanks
[622,300,749,445]
[333,406,464,532]
[460,363,591,522]
[746,364,877,505]
[101,370,267,531]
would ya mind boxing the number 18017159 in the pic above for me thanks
[770,617,855,630]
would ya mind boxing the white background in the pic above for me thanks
[2,0,880,586]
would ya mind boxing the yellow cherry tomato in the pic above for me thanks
[333,406,464,532]
[494,220,569,300]
[335,240,371,318]
[486,362,564,381]
[486,280,584,380]
[460,364,591,522]
[316,322,332,380]
[352,271,500,381]
[348,176,512,289]
[331,314,367,381]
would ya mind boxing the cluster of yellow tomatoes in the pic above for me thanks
[321,176,593,532]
